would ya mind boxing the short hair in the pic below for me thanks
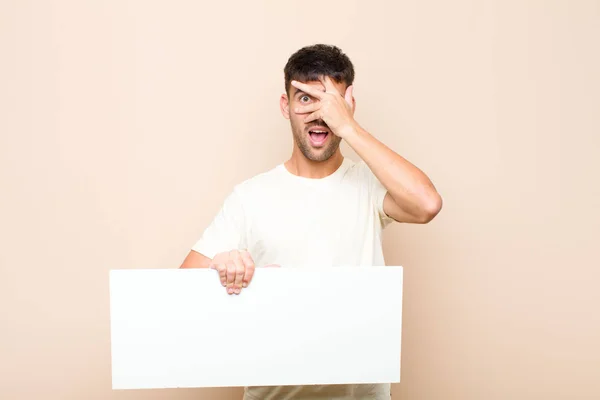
[283,44,355,95]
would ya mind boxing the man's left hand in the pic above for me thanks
[291,76,357,139]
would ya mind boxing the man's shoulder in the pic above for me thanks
[232,163,283,196]
[340,158,374,183]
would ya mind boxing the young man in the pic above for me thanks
[180,44,442,400]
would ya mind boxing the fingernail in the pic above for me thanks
[235,289,241,294]
[227,288,233,294]
[242,282,247,288]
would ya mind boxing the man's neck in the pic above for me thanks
[285,149,344,179]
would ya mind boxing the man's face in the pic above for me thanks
[282,79,349,162]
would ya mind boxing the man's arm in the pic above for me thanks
[343,126,442,224]
[179,250,212,269]
[179,188,256,294]
[290,76,442,224]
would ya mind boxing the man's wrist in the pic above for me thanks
[336,121,361,141]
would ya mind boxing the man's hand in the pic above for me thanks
[209,250,279,295]
[291,75,357,138]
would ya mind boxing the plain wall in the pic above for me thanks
[1,1,599,399]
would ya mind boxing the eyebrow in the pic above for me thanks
[293,90,311,98]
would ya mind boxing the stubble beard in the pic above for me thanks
[291,120,341,162]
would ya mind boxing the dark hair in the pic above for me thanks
[283,44,355,95]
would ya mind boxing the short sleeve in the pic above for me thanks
[357,160,395,229]
[191,187,247,259]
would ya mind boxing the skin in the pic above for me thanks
[289,76,442,224]
[180,75,443,296]
[279,77,350,179]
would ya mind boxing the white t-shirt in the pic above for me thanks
[192,157,395,400]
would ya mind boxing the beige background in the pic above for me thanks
[1,1,599,399]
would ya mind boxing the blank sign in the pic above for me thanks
[109,267,403,389]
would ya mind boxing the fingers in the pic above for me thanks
[294,102,320,115]
[210,263,227,287]
[304,110,322,124]
[210,249,261,295]
[233,270,244,294]
[230,250,245,295]
[319,75,339,95]
[240,250,256,288]
[291,80,324,99]
[226,260,236,294]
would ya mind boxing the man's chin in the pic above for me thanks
[294,133,339,162]
[303,148,336,162]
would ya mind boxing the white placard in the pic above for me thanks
[109,267,403,389]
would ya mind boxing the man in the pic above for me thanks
[180,44,442,400]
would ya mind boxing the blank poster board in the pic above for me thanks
[109,267,403,389]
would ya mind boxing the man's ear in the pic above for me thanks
[280,93,290,119]
[345,85,356,115]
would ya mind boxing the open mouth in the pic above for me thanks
[308,127,329,147]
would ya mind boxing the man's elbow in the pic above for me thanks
[418,193,443,224]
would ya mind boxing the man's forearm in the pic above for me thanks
[180,250,212,269]
[341,123,442,221]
